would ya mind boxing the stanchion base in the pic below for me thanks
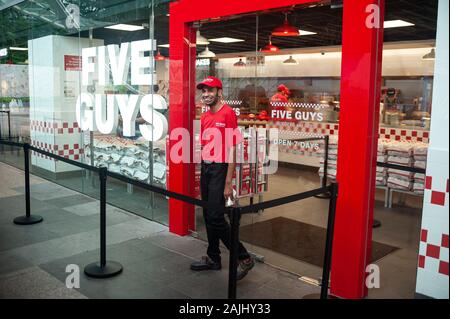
[84,261,123,278]
[13,215,43,225]
[373,219,381,228]
[314,192,332,199]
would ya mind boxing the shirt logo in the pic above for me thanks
[215,122,226,128]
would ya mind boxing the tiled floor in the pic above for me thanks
[0,162,321,299]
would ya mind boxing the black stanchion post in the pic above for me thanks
[323,135,329,188]
[320,183,338,299]
[315,135,332,199]
[13,143,43,225]
[228,207,241,299]
[7,111,11,140]
[84,167,123,278]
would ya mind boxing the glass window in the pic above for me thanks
[0,0,172,225]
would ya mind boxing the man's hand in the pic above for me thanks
[224,181,234,200]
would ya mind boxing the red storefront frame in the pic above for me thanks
[168,0,385,299]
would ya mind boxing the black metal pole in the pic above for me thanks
[13,143,43,225]
[84,167,123,278]
[315,135,331,199]
[228,207,240,299]
[320,183,338,299]
[7,111,11,140]
[100,167,107,268]
[323,135,329,188]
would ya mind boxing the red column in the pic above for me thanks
[168,4,197,236]
[330,0,385,299]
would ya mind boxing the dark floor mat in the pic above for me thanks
[240,217,399,267]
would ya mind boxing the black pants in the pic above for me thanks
[200,162,250,263]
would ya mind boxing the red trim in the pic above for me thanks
[442,234,449,248]
[431,191,446,206]
[331,0,385,299]
[421,229,428,242]
[426,244,440,259]
[418,255,425,268]
[425,176,433,190]
[439,261,449,276]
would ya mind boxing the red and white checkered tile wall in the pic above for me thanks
[30,120,82,135]
[31,140,84,161]
[416,160,449,299]
[30,120,84,163]
[268,121,429,142]
[418,229,449,276]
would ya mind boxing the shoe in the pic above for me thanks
[236,257,255,281]
[190,256,222,271]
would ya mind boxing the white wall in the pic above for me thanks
[415,0,449,299]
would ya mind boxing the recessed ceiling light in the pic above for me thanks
[105,24,144,31]
[209,37,245,43]
[9,47,28,51]
[158,44,170,48]
[384,20,415,29]
[298,30,317,36]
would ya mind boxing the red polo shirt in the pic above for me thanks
[201,104,242,163]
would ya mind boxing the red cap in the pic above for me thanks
[277,84,291,95]
[197,76,223,90]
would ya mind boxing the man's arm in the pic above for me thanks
[224,145,236,200]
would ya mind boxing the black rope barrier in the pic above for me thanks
[240,185,330,214]
[376,161,426,174]
[4,139,421,299]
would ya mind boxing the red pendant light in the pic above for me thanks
[260,36,280,53]
[272,12,300,37]
[154,50,166,61]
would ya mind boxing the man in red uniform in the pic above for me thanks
[190,76,254,280]
[271,84,291,103]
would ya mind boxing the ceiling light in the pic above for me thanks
[298,30,317,36]
[260,36,280,53]
[283,55,298,64]
[105,24,144,31]
[154,51,166,61]
[9,47,28,51]
[422,48,435,60]
[158,44,170,48]
[209,37,245,43]
[233,58,246,67]
[384,20,415,29]
[272,12,300,37]
[196,30,210,45]
[198,46,216,58]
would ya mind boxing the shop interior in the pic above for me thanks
[188,0,437,299]
[0,0,438,298]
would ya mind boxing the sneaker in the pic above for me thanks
[190,256,222,271]
[236,257,255,281]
